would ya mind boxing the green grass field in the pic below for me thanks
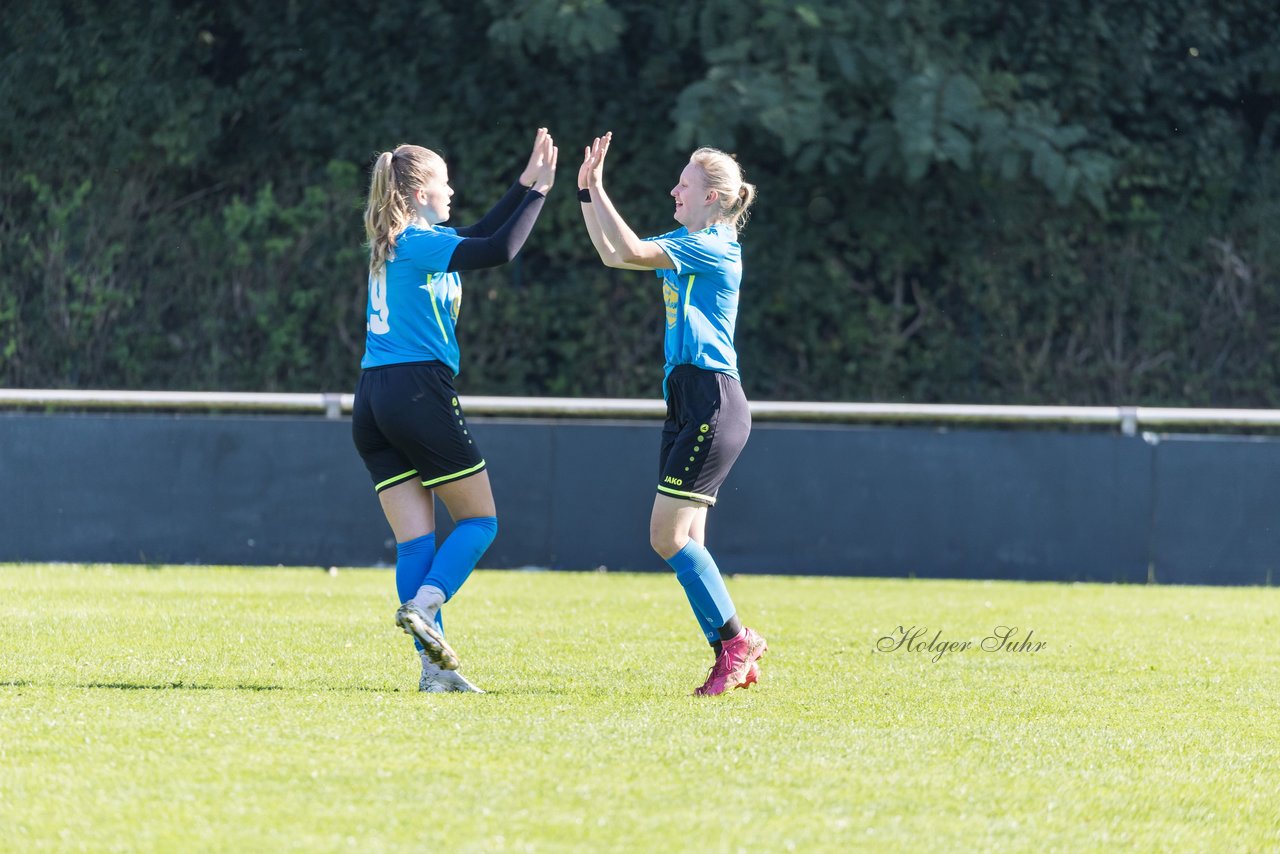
[1,564,1277,852]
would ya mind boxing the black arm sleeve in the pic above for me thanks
[446,190,546,272]
[453,181,530,238]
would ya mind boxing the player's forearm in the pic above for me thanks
[583,201,616,263]
[447,190,546,271]
[589,185,651,265]
[454,181,529,238]
[580,198,625,265]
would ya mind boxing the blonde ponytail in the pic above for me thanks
[363,144,446,273]
[732,181,757,231]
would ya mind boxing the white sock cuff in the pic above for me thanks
[412,585,446,609]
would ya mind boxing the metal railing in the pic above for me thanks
[5,388,1280,435]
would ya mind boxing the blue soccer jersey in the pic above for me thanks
[645,224,743,390]
[361,223,467,374]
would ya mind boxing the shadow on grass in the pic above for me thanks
[78,681,419,693]
[83,681,285,691]
[3,678,417,693]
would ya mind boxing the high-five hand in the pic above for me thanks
[586,132,613,190]
[520,128,550,188]
[578,144,593,192]
[526,130,558,195]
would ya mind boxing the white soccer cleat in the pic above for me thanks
[419,655,484,693]
[395,601,459,670]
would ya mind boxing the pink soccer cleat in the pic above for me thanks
[695,627,767,696]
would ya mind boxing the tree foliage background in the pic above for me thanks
[3,0,1279,404]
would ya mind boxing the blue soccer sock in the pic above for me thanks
[665,540,737,644]
[395,533,436,604]
[682,596,719,645]
[396,533,437,654]
[423,516,498,601]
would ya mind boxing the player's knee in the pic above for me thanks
[650,528,688,561]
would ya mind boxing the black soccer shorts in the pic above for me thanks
[352,361,486,492]
[657,365,751,506]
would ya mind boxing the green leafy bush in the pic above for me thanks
[3,0,1278,404]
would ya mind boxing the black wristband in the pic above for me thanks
[578,188,592,203]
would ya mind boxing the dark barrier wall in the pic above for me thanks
[1147,435,1280,586]
[0,412,1273,585]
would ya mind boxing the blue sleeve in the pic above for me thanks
[399,227,465,275]
[649,230,726,277]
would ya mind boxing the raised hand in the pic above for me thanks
[519,128,550,188]
[586,132,613,190]
[578,143,592,192]
[527,131,558,195]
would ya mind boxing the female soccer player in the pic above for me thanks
[577,132,766,696]
[354,129,557,692]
